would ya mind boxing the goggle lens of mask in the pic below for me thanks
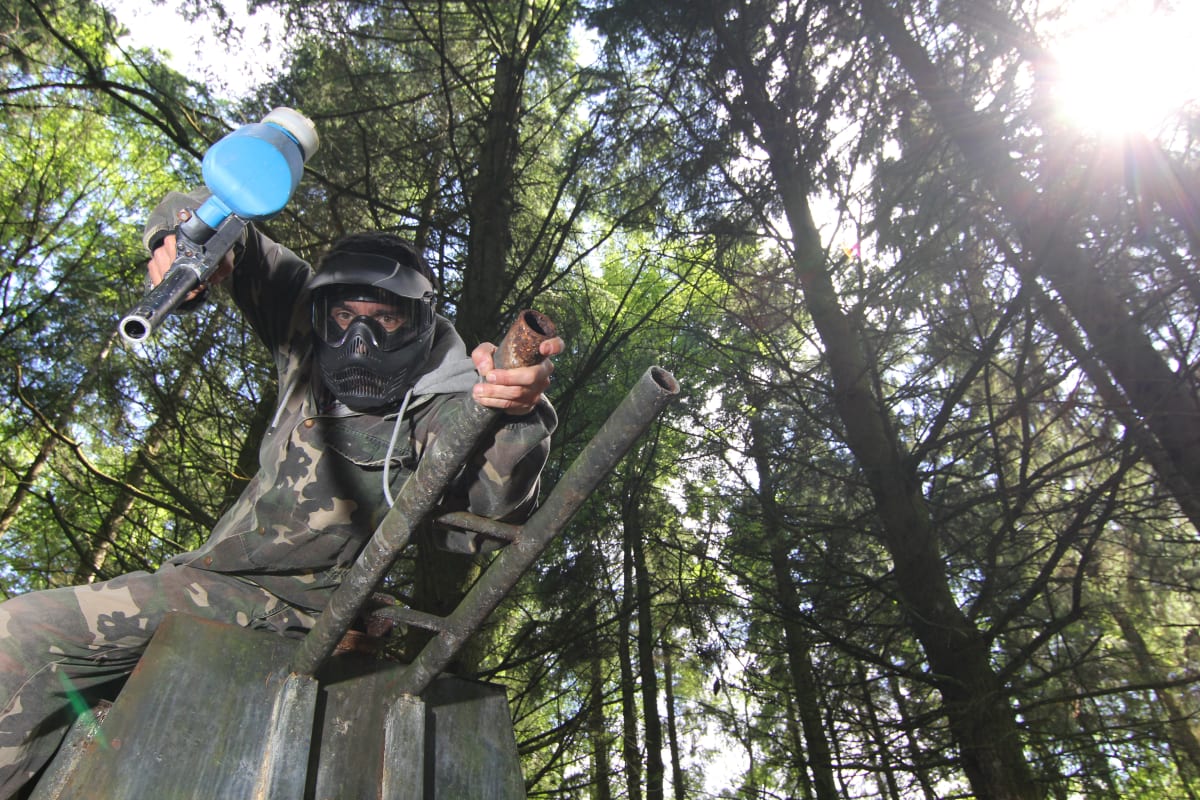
[313,286,430,352]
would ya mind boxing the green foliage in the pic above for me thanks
[2,0,1200,797]
[0,0,249,596]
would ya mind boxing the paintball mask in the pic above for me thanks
[309,251,436,411]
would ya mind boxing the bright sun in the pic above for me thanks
[1046,1,1200,137]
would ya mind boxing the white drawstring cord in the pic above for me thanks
[382,387,414,506]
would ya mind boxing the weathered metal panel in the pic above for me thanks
[307,656,407,799]
[27,701,110,800]
[381,695,425,800]
[48,613,315,800]
[423,677,525,799]
[254,671,319,799]
[39,616,527,799]
[309,655,524,800]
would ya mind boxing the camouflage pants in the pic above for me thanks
[0,564,317,799]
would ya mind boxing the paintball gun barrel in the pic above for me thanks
[118,108,319,343]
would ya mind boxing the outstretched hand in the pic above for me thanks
[147,233,235,295]
[471,337,564,415]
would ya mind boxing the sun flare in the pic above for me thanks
[1046,1,1200,137]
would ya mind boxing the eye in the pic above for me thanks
[373,312,406,331]
[330,308,356,328]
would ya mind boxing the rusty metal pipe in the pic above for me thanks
[394,365,680,695]
[288,311,556,677]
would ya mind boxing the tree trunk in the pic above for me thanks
[619,532,644,800]
[588,603,614,800]
[1110,604,1200,784]
[774,612,839,800]
[460,49,525,347]
[862,0,1200,535]
[412,7,534,640]
[724,35,1042,799]
[782,692,817,800]
[625,498,665,800]
[889,674,940,800]
[661,644,686,800]
[856,662,902,800]
[1122,135,1200,268]
[785,182,1039,800]
[750,412,840,800]
[744,412,840,800]
[1024,281,1200,531]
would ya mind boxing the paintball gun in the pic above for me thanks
[118,107,319,343]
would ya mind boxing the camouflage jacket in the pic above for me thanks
[145,194,556,608]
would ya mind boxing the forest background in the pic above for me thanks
[2,0,1199,798]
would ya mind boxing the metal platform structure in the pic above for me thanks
[26,318,679,800]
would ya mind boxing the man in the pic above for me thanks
[0,191,561,796]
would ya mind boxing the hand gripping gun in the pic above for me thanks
[118,107,319,343]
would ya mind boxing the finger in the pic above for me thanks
[471,342,498,374]
[474,369,550,404]
[472,384,538,415]
[147,235,178,288]
[477,377,546,399]
[483,360,554,389]
[473,382,520,403]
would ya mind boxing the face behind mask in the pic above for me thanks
[308,252,437,411]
